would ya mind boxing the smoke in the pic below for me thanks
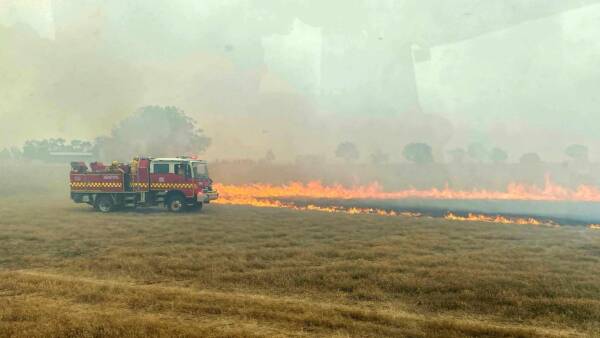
[0,9,142,145]
[2,1,600,163]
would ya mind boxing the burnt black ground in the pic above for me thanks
[280,198,600,226]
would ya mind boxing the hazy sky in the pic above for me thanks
[1,0,600,162]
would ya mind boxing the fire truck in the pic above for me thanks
[69,157,218,212]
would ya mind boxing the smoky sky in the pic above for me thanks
[1,0,600,162]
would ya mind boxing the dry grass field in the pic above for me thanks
[0,164,599,337]
[1,194,599,337]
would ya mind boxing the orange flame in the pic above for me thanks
[444,212,557,227]
[213,178,600,228]
[214,176,600,202]
[214,195,421,217]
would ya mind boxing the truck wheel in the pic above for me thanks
[167,195,186,212]
[95,195,114,213]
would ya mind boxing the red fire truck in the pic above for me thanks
[69,157,218,212]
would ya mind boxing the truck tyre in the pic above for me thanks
[95,195,114,213]
[167,195,186,212]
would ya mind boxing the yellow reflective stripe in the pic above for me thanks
[150,183,194,190]
[70,182,122,188]
[70,182,193,190]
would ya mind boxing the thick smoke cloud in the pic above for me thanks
[2,0,600,162]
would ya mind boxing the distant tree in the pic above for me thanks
[403,142,433,164]
[66,139,94,152]
[22,138,95,160]
[467,142,488,162]
[447,148,466,164]
[565,144,588,162]
[97,106,211,160]
[70,139,82,152]
[22,140,36,159]
[490,147,508,164]
[335,142,359,162]
[519,152,542,165]
[49,138,66,152]
[23,139,50,160]
[369,149,389,165]
[81,141,93,151]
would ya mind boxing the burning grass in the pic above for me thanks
[214,175,600,203]
[214,181,600,227]
[443,212,557,227]
[1,194,599,337]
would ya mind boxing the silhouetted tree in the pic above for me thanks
[518,152,544,186]
[490,147,508,164]
[335,142,359,162]
[70,139,81,151]
[82,141,93,153]
[22,138,95,160]
[97,106,211,160]
[403,143,433,164]
[519,152,542,165]
[565,144,588,162]
[49,138,66,152]
[23,139,50,160]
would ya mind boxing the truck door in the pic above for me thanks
[172,162,195,198]
[150,161,195,198]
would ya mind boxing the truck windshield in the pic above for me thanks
[192,162,208,178]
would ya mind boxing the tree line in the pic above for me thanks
[1,106,210,162]
[334,141,589,165]
[0,105,590,166]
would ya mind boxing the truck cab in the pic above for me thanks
[149,158,219,210]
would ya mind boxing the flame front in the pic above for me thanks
[213,194,421,217]
[444,212,557,227]
[213,178,600,228]
[214,176,600,202]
